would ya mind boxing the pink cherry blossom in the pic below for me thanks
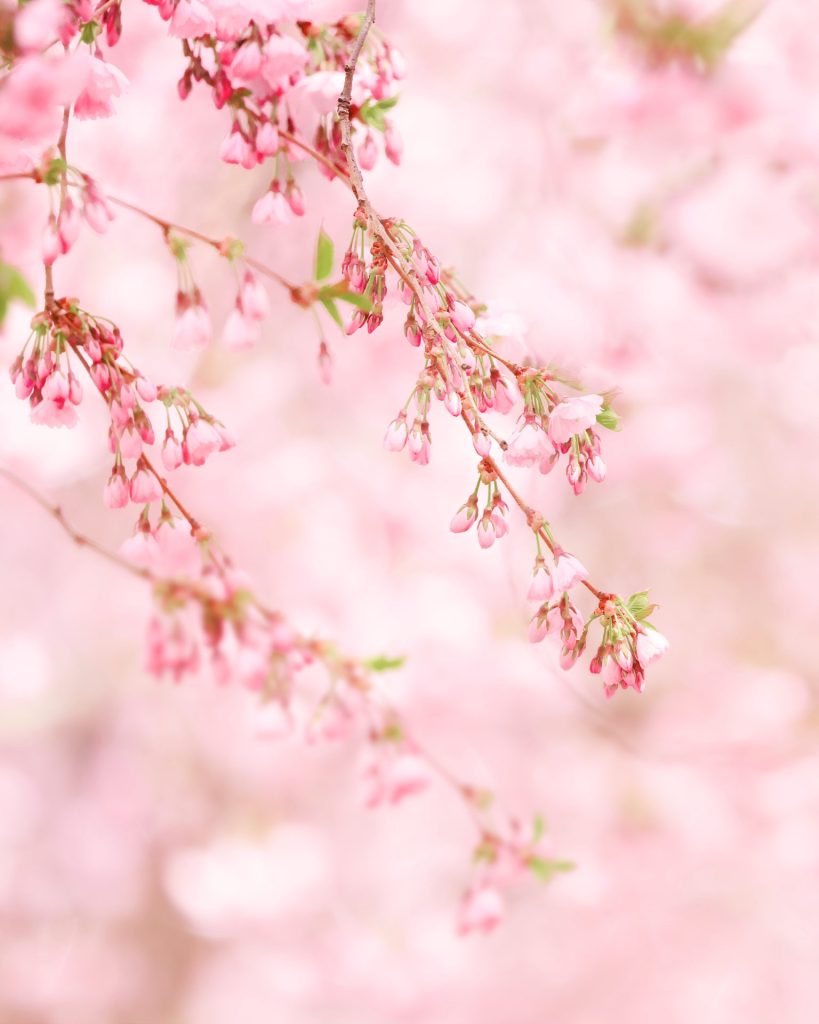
[547,394,604,445]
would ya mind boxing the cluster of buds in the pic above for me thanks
[351,213,665,694]
[360,725,430,808]
[163,6,406,221]
[38,166,115,267]
[458,816,573,936]
[530,582,669,698]
[10,298,233,510]
[588,593,669,698]
[450,470,510,549]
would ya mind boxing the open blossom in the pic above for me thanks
[261,33,309,87]
[251,188,292,226]
[636,626,669,667]
[240,272,269,321]
[173,298,211,351]
[506,415,554,468]
[74,56,128,121]
[129,466,163,505]
[219,129,255,168]
[184,418,221,465]
[362,744,430,808]
[457,885,505,935]
[528,560,555,602]
[222,306,260,351]
[553,551,588,593]
[169,0,216,39]
[548,394,604,445]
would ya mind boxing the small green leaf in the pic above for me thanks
[42,157,67,186]
[79,20,101,45]
[319,295,343,329]
[330,289,373,312]
[315,228,334,281]
[528,857,575,883]
[596,407,620,431]
[0,261,35,326]
[532,814,546,844]
[626,590,658,621]
[363,655,406,673]
[359,95,400,132]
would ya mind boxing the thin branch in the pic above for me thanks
[0,466,151,581]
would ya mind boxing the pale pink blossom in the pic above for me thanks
[169,0,216,39]
[121,529,161,567]
[14,0,66,52]
[251,189,293,226]
[103,470,129,509]
[358,133,378,171]
[184,418,221,465]
[506,415,554,468]
[172,302,211,351]
[74,56,128,121]
[219,130,253,167]
[457,886,504,935]
[255,121,279,156]
[129,467,163,504]
[162,431,184,471]
[552,551,588,593]
[230,42,263,82]
[548,394,604,445]
[240,272,269,320]
[261,34,308,87]
[636,627,669,667]
[384,120,403,164]
[528,562,555,602]
[222,307,260,351]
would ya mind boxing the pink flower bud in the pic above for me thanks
[450,500,478,533]
[358,132,378,171]
[477,514,496,549]
[286,183,306,217]
[444,390,462,417]
[255,121,279,157]
[240,272,269,321]
[135,376,157,403]
[450,300,476,333]
[103,470,129,509]
[472,431,491,457]
[129,466,162,504]
[383,415,408,452]
[162,431,184,471]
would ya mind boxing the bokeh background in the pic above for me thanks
[2,1,819,1021]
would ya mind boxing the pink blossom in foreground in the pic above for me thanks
[547,394,604,445]
[457,886,505,935]
[74,56,129,121]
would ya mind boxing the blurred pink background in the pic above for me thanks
[2,1,819,1021]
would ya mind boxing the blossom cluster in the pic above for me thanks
[9,298,234,509]
[158,1,405,221]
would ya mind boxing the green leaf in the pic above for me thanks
[626,590,658,621]
[332,289,372,312]
[528,857,575,883]
[319,295,343,329]
[314,228,334,282]
[0,261,35,326]
[79,20,101,45]
[42,157,67,186]
[363,655,406,673]
[596,407,620,431]
[532,814,546,844]
[359,95,400,132]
